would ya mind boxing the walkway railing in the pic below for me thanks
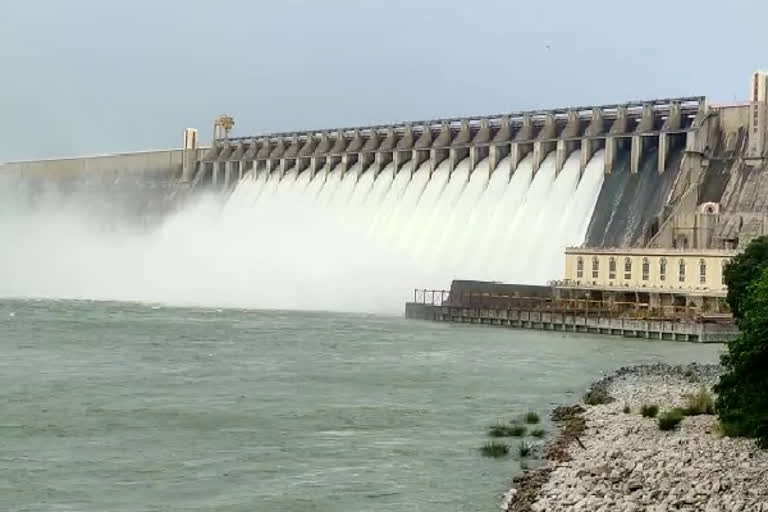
[411,289,702,321]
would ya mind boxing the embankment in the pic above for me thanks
[503,364,768,512]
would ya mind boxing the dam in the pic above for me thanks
[1,72,767,313]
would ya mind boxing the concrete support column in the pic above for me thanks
[556,111,580,173]
[630,135,643,173]
[657,133,669,174]
[605,107,628,174]
[450,120,472,175]
[469,119,491,174]
[604,137,617,174]
[581,108,605,176]
[533,114,556,174]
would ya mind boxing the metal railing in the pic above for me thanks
[410,289,703,321]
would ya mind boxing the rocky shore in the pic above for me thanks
[502,363,768,512]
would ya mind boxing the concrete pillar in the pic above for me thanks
[604,137,617,174]
[581,108,605,176]
[328,130,347,173]
[182,128,199,182]
[630,135,643,174]
[658,102,681,174]
[430,121,452,175]
[556,110,581,174]
[489,116,512,178]
[450,120,471,174]
[413,124,432,176]
[470,119,491,174]
[395,125,414,177]
[361,129,380,174]
[631,104,656,173]
[533,114,556,174]
[310,132,331,179]
[510,114,534,176]
[376,127,397,177]
[605,107,628,174]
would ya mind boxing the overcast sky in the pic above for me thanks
[1,0,766,161]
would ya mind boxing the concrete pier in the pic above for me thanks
[191,97,706,187]
[405,303,737,343]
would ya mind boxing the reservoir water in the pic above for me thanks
[0,299,721,511]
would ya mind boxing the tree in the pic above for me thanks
[715,265,768,448]
[724,236,768,323]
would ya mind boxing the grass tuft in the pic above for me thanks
[529,428,546,438]
[622,402,631,414]
[523,411,540,424]
[681,387,715,416]
[481,441,509,457]
[640,403,659,418]
[488,422,527,437]
[518,441,531,457]
[658,409,685,431]
[508,424,528,437]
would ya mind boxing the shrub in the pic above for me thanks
[523,411,540,424]
[716,251,768,449]
[518,441,531,457]
[481,441,509,457]
[640,404,659,418]
[584,388,612,406]
[682,387,715,416]
[658,409,685,431]
[723,236,768,323]
[530,428,546,438]
[622,402,631,414]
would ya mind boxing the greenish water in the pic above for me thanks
[0,300,721,511]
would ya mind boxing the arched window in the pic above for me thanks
[592,257,599,279]
[699,259,707,284]
[576,257,584,279]
[624,258,632,280]
[679,259,686,283]
[642,257,650,281]
[659,258,667,282]
[609,257,616,280]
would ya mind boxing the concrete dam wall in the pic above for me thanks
[0,95,733,308]
[0,149,196,225]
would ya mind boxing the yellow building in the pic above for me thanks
[563,247,736,292]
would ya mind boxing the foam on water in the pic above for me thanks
[0,152,606,312]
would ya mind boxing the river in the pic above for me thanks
[0,299,721,511]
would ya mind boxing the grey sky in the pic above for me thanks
[1,0,766,161]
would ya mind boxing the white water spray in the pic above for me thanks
[0,152,605,313]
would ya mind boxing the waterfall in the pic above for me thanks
[0,152,605,312]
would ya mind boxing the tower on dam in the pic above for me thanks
[748,70,768,158]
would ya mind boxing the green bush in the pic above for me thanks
[716,239,768,449]
[723,236,768,323]
[518,441,531,457]
[622,402,631,414]
[641,404,659,418]
[523,411,540,424]
[658,409,685,431]
[481,441,509,457]
[682,387,715,416]
[530,428,546,438]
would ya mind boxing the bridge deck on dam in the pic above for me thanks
[191,97,706,186]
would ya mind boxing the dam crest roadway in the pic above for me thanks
[189,97,707,188]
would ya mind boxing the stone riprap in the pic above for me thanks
[503,364,768,512]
